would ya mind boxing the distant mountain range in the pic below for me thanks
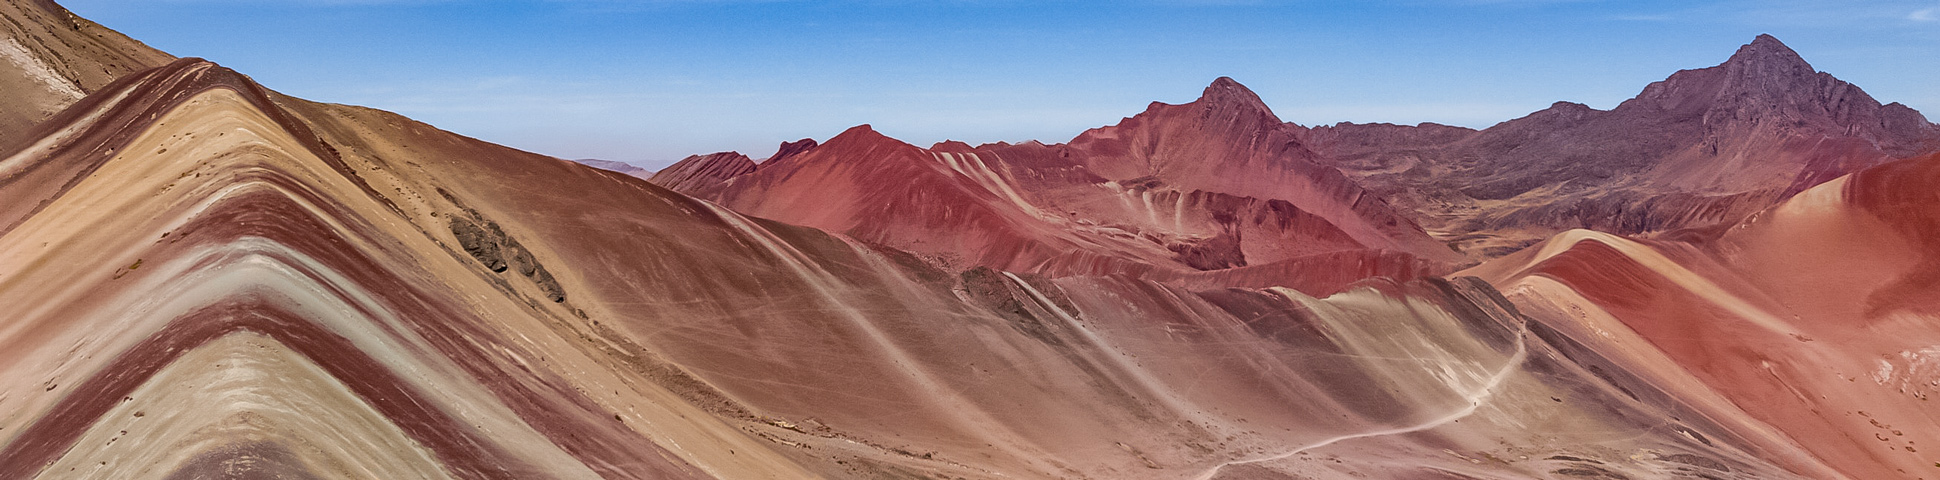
[3,1,1936,478]
[568,159,654,179]
[656,34,1935,270]
[1315,34,1937,256]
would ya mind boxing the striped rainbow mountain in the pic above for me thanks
[3,1,1938,478]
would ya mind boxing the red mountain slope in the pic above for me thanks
[1313,34,1940,259]
[0,0,171,147]
[1467,152,1940,479]
[0,55,1826,478]
[647,151,755,193]
[686,80,1458,296]
[0,4,1932,479]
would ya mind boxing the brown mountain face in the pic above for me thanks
[0,0,172,148]
[677,78,1461,296]
[646,151,755,193]
[1063,77,1457,262]
[766,137,819,164]
[6,4,1939,479]
[648,139,818,197]
[1309,34,1940,259]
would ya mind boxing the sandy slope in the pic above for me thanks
[1466,155,1940,478]
[0,56,1823,479]
[0,2,1930,479]
[0,0,171,148]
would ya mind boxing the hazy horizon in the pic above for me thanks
[61,0,1940,170]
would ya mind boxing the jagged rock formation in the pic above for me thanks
[766,138,818,164]
[444,190,567,302]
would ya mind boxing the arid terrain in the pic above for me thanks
[1,1,1937,478]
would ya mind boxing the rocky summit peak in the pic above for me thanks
[1724,34,1813,73]
[766,138,819,164]
[1626,34,1834,116]
[931,140,976,152]
[1198,76,1272,114]
[814,123,925,154]
[829,124,893,144]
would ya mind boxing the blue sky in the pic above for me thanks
[59,0,1940,170]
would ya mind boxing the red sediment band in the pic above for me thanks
[179,165,706,480]
[1524,240,1663,312]
[0,57,399,238]
[0,66,706,475]
[1844,152,1940,317]
[1,172,703,479]
[0,300,535,478]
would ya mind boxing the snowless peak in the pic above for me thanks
[766,138,819,163]
[1198,76,1272,113]
[1725,34,1814,73]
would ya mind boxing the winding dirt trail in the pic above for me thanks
[1188,316,1529,480]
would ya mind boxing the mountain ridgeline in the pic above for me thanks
[655,34,1938,263]
[4,3,1939,478]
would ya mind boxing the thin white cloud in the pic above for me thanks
[1912,6,1938,21]
[1726,0,1940,27]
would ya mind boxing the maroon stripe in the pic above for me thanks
[192,164,705,479]
[0,300,533,478]
[1,57,706,478]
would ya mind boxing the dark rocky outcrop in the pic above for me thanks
[443,191,567,303]
[449,215,507,272]
[766,138,819,164]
